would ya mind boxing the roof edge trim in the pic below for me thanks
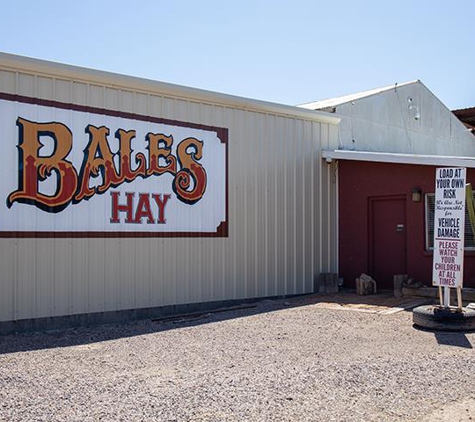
[322,150,475,168]
[299,80,420,110]
[0,52,340,125]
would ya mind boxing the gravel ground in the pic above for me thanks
[1,294,475,422]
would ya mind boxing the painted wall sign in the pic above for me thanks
[432,167,466,287]
[0,94,228,237]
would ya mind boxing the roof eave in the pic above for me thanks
[322,150,475,168]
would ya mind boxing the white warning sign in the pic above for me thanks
[432,168,466,287]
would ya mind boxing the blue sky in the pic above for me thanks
[0,0,473,109]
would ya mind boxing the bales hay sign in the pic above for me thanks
[0,94,228,237]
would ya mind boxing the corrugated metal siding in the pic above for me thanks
[330,82,475,157]
[0,64,338,322]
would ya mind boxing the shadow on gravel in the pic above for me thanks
[0,303,275,355]
[434,332,473,349]
[412,326,474,349]
[0,291,429,355]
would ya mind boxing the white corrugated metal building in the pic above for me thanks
[0,53,340,332]
[300,81,475,291]
[300,80,475,158]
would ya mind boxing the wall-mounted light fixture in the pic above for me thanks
[412,187,422,202]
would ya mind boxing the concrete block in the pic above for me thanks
[394,274,408,298]
[315,273,339,294]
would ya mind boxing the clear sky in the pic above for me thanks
[0,0,473,110]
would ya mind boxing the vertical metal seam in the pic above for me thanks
[327,151,332,270]
[317,124,323,272]
[335,160,339,273]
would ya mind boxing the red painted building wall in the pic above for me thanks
[338,160,475,290]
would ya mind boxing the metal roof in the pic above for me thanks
[453,107,475,129]
[299,80,419,110]
[0,52,340,125]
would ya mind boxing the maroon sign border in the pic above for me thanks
[0,92,229,238]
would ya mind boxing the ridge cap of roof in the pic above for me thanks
[299,80,420,110]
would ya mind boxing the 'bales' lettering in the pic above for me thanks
[7,118,78,213]
[75,125,123,202]
[173,138,207,205]
[7,118,207,212]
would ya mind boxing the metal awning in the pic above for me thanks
[322,150,475,168]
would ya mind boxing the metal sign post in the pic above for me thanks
[432,168,466,309]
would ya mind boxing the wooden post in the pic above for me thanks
[444,286,450,309]
[457,287,463,311]
[438,286,443,307]
[466,183,475,237]
[463,183,474,311]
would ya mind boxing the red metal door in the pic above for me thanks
[369,196,407,290]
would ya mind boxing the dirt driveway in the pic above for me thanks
[1,293,475,421]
